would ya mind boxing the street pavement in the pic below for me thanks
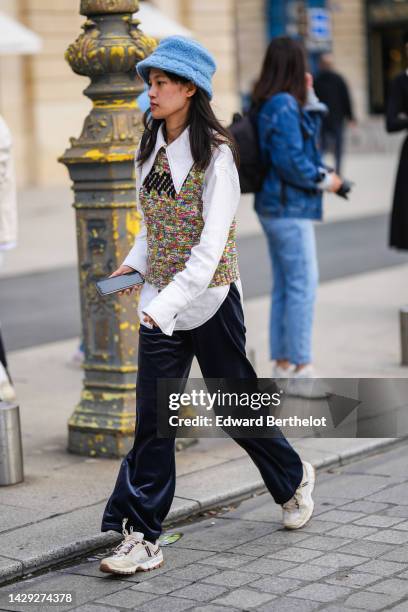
[1,442,408,611]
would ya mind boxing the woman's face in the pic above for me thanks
[147,69,196,120]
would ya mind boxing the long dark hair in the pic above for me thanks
[252,37,307,107]
[137,71,239,171]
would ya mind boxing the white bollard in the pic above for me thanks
[0,401,24,485]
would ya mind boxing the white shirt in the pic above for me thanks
[123,125,242,336]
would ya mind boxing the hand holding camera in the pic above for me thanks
[327,171,354,200]
[335,179,353,199]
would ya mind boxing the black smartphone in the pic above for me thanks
[96,271,144,296]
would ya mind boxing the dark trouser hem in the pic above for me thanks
[277,467,304,505]
[101,522,157,545]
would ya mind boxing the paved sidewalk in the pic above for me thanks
[245,263,408,378]
[1,442,408,610]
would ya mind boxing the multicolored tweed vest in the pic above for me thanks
[140,147,239,291]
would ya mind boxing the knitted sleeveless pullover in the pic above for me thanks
[140,147,239,290]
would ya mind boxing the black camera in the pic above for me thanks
[336,179,353,200]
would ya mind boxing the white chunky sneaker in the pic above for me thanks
[282,461,315,529]
[271,363,295,380]
[286,365,328,399]
[272,364,295,396]
[99,518,163,575]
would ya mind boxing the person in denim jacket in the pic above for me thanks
[253,37,342,393]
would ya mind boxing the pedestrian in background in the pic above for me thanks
[98,36,316,577]
[386,32,408,251]
[314,53,355,174]
[0,114,17,401]
[253,37,342,395]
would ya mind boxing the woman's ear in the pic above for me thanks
[186,82,197,98]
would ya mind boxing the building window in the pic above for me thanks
[367,0,408,113]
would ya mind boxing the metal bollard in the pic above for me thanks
[0,402,24,485]
[400,307,408,366]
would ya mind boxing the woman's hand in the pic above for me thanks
[109,265,144,296]
[142,313,159,328]
[328,172,343,193]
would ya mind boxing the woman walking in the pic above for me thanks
[99,36,315,576]
[253,37,341,392]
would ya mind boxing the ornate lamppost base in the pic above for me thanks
[59,0,156,458]
[67,387,136,457]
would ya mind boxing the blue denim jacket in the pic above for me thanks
[255,93,324,220]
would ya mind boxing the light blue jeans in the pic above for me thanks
[258,216,319,365]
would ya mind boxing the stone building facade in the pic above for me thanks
[0,0,406,187]
[0,0,89,186]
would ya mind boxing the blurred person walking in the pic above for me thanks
[98,36,315,577]
[314,53,355,174]
[0,114,17,401]
[253,37,342,393]
[386,33,408,251]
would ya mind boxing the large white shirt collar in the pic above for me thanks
[139,124,194,195]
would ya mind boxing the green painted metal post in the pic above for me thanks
[59,0,155,457]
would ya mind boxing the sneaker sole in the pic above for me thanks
[99,556,163,575]
[286,386,327,399]
[284,463,316,530]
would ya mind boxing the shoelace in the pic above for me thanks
[282,476,309,511]
[112,518,144,557]
[282,491,301,511]
[121,517,133,538]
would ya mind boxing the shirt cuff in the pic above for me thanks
[142,283,186,336]
[122,250,147,275]
[142,306,178,336]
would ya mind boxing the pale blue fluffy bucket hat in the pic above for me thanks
[137,36,217,100]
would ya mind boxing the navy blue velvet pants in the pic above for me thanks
[101,283,303,542]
